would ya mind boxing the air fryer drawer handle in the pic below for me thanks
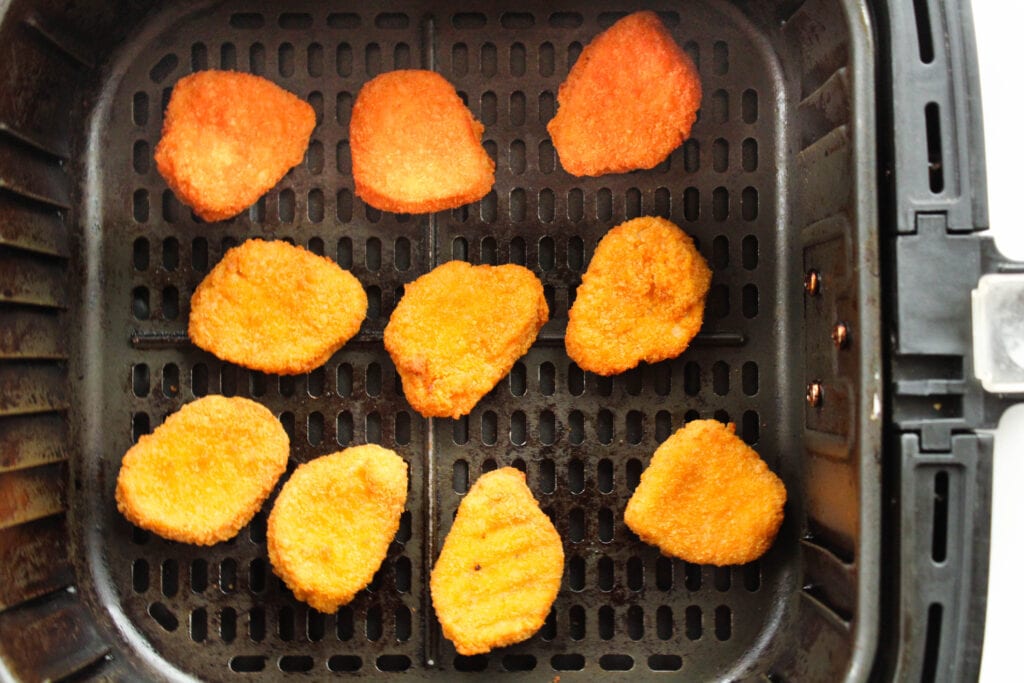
[972,272,1024,394]
[882,0,998,681]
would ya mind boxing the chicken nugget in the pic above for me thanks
[154,70,315,222]
[115,395,289,545]
[267,445,408,613]
[384,261,548,418]
[566,216,711,375]
[189,239,367,375]
[547,11,702,176]
[350,70,495,213]
[431,467,564,655]
[624,420,786,566]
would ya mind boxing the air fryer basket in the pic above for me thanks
[0,0,995,680]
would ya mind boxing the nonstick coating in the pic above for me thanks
[72,1,808,679]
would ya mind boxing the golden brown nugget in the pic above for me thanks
[267,446,408,613]
[431,468,564,655]
[384,261,548,418]
[547,11,702,176]
[350,70,495,213]
[189,239,367,375]
[625,420,787,566]
[116,396,288,546]
[154,70,315,222]
[565,216,711,375]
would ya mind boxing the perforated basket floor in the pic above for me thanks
[73,0,801,679]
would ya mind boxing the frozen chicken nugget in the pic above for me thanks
[431,468,564,655]
[547,11,701,176]
[350,70,495,213]
[267,446,408,613]
[189,239,367,375]
[154,70,315,222]
[384,261,548,418]
[625,420,787,566]
[116,395,289,546]
[566,216,711,375]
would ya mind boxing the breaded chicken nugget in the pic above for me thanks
[115,396,289,545]
[350,70,495,213]
[384,261,548,418]
[566,216,711,375]
[547,11,701,176]
[268,446,408,613]
[189,239,367,375]
[431,467,564,655]
[154,70,315,222]
[625,420,786,566]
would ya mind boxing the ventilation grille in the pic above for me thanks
[84,1,797,679]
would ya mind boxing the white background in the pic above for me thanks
[969,2,1022,681]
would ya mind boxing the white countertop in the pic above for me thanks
[970,2,1022,680]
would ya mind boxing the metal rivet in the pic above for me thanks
[804,269,821,295]
[806,381,823,407]
[832,322,849,348]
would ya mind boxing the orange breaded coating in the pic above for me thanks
[565,216,711,375]
[267,446,408,613]
[154,70,315,222]
[547,11,702,176]
[350,70,495,213]
[189,239,367,375]
[431,468,564,655]
[384,261,548,418]
[625,420,787,566]
[115,396,289,546]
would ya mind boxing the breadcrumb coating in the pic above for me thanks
[350,70,495,213]
[267,446,409,613]
[431,468,564,655]
[115,396,289,546]
[154,70,315,222]
[547,11,702,176]
[384,261,548,418]
[189,239,367,375]
[624,420,787,566]
[565,216,711,375]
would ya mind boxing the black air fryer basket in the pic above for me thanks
[0,0,1004,680]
